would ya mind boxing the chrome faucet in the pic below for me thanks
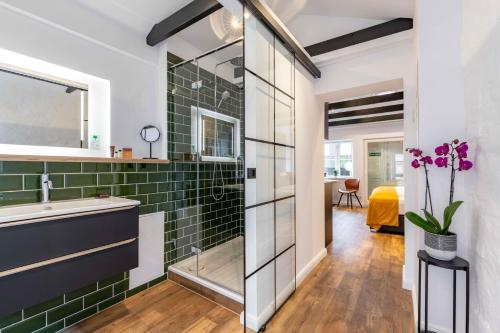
[41,173,53,203]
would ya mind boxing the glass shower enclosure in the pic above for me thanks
[167,40,245,301]
[166,4,298,332]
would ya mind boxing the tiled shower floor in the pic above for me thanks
[169,236,244,299]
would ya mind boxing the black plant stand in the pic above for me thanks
[418,250,469,333]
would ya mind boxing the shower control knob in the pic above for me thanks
[247,168,256,179]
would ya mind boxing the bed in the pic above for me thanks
[366,186,405,234]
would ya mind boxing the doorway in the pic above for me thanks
[364,138,404,201]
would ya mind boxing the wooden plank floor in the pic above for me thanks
[65,281,241,333]
[67,207,413,333]
[265,207,414,333]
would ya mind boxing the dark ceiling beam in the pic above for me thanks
[147,0,222,46]
[329,113,404,127]
[328,91,404,110]
[329,104,403,119]
[239,0,321,78]
[305,18,413,57]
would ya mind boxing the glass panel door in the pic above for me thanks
[194,41,245,295]
[166,58,204,279]
[367,140,405,196]
[244,9,296,332]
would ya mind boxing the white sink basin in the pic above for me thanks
[0,197,140,224]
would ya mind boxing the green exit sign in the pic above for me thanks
[369,152,382,157]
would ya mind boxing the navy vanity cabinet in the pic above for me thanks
[0,206,139,316]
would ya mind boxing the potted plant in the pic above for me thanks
[406,139,473,261]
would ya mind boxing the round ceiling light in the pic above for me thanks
[209,8,243,43]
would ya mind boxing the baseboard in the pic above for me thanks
[296,248,327,287]
[240,281,295,331]
[412,282,419,332]
[402,264,412,290]
[239,249,327,331]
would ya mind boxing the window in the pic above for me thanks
[325,140,353,177]
[395,152,405,184]
[191,106,240,162]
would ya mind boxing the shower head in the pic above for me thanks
[230,57,244,67]
[217,91,230,109]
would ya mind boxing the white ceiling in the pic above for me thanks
[74,0,414,40]
[75,0,238,59]
[73,0,414,63]
[174,10,240,56]
[268,0,414,20]
[75,0,192,36]
[264,0,415,46]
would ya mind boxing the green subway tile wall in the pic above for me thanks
[167,52,245,254]
[0,159,242,332]
[0,52,244,333]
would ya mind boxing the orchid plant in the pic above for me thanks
[405,139,473,235]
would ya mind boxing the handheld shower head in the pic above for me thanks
[217,91,230,109]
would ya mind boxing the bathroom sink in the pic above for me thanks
[0,197,140,224]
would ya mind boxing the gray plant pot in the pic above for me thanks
[424,231,457,261]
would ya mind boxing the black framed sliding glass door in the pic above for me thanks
[243,8,296,332]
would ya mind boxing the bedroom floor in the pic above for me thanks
[67,206,413,333]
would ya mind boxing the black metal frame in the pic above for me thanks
[305,18,413,57]
[418,250,469,333]
[242,11,247,331]
[243,8,297,330]
[168,38,244,70]
[238,0,320,79]
[244,137,294,149]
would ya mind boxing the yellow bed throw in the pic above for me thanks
[366,186,399,231]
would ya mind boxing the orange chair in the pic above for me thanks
[337,178,363,208]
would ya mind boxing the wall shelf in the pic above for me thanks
[0,154,170,164]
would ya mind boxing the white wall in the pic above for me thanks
[314,36,419,294]
[0,0,167,158]
[295,62,327,284]
[462,0,500,332]
[328,120,404,205]
[315,39,414,95]
[415,1,467,332]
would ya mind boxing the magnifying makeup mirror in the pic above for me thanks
[140,125,161,159]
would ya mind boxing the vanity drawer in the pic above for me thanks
[0,239,138,316]
[0,206,138,272]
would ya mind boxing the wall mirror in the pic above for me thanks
[0,67,89,149]
[140,125,161,159]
